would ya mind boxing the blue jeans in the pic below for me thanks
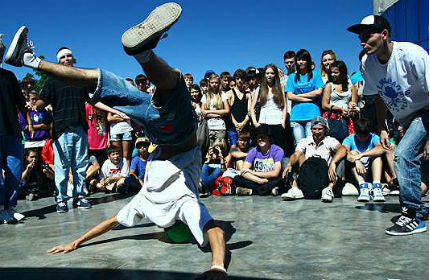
[91,70,197,146]
[395,112,428,219]
[0,136,24,208]
[201,164,223,191]
[291,121,312,146]
[53,125,88,202]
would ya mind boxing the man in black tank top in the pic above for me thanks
[226,69,251,148]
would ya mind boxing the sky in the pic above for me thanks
[1,0,373,81]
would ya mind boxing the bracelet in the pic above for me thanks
[210,265,227,273]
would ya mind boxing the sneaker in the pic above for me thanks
[385,215,427,236]
[372,183,386,202]
[6,207,25,221]
[271,186,279,196]
[321,187,334,203]
[357,183,371,202]
[281,187,304,201]
[0,209,15,224]
[121,2,182,55]
[342,183,359,196]
[73,198,91,209]
[26,193,38,201]
[4,26,34,67]
[236,187,253,196]
[56,201,69,213]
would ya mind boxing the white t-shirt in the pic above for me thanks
[201,92,228,130]
[110,120,133,135]
[100,158,129,179]
[362,41,429,126]
[296,136,340,164]
[258,87,283,125]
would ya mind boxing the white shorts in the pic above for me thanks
[117,146,212,246]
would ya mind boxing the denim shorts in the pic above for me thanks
[90,69,197,146]
[110,131,132,141]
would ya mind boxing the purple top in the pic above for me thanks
[245,144,284,172]
[19,110,53,141]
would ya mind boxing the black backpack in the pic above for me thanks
[297,156,329,199]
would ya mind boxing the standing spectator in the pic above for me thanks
[348,15,429,235]
[199,79,209,95]
[226,69,251,148]
[320,50,337,84]
[286,49,324,145]
[0,37,26,223]
[190,84,202,120]
[250,64,288,152]
[184,73,193,92]
[135,74,150,93]
[107,110,133,168]
[201,74,230,148]
[85,103,108,164]
[229,79,236,90]
[321,60,359,141]
[246,67,260,99]
[220,71,232,94]
[35,47,92,213]
[19,91,53,149]
[281,50,296,86]
[233,124,284,196]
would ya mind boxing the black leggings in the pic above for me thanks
[233,176,282,195]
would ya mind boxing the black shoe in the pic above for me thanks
[121,2,182,55]
[385,215,427,236]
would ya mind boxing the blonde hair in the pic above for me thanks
[203,74,223,110]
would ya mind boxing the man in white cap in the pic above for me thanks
[348,15,429,236]
[4,3,227,278]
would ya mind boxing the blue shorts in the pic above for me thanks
[90,69,197,146]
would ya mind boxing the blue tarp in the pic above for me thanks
[382,0,429,52]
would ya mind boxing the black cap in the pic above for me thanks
[347,15,391,34]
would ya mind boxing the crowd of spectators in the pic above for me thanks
[1,41,428,223]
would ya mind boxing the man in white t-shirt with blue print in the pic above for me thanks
[348,15,429,236]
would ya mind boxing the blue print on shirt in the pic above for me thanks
[377,77,411,112]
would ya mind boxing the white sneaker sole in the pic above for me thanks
[4,26,28,66]
[357,197,370,202]
[121,2,182,54]
[385,226,427,236]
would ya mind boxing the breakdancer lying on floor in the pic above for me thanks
[5,2,227,279]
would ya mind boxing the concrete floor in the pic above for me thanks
[0,193,428,280]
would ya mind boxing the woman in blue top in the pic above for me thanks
[286,49,324,145]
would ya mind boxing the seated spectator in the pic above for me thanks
[201,141,227,195]
[97,146,130,193]
[130,137,150,183]
[19,91,53,149]
[225,131,251,171]
[281,117,344,202]
[343,118,395,202]
[85,155,101,193]
[233,124,284,196]
[21,149,55,200]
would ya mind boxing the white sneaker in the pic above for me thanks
[357,184,371,202]
[321,187,334,203]
[342,183,359,196]
[372,184,386,202]
[0,209,15,224]
[121,2,182,55]
[271,186,279,196]
[281,187,304,201]
[6,207,25,221]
